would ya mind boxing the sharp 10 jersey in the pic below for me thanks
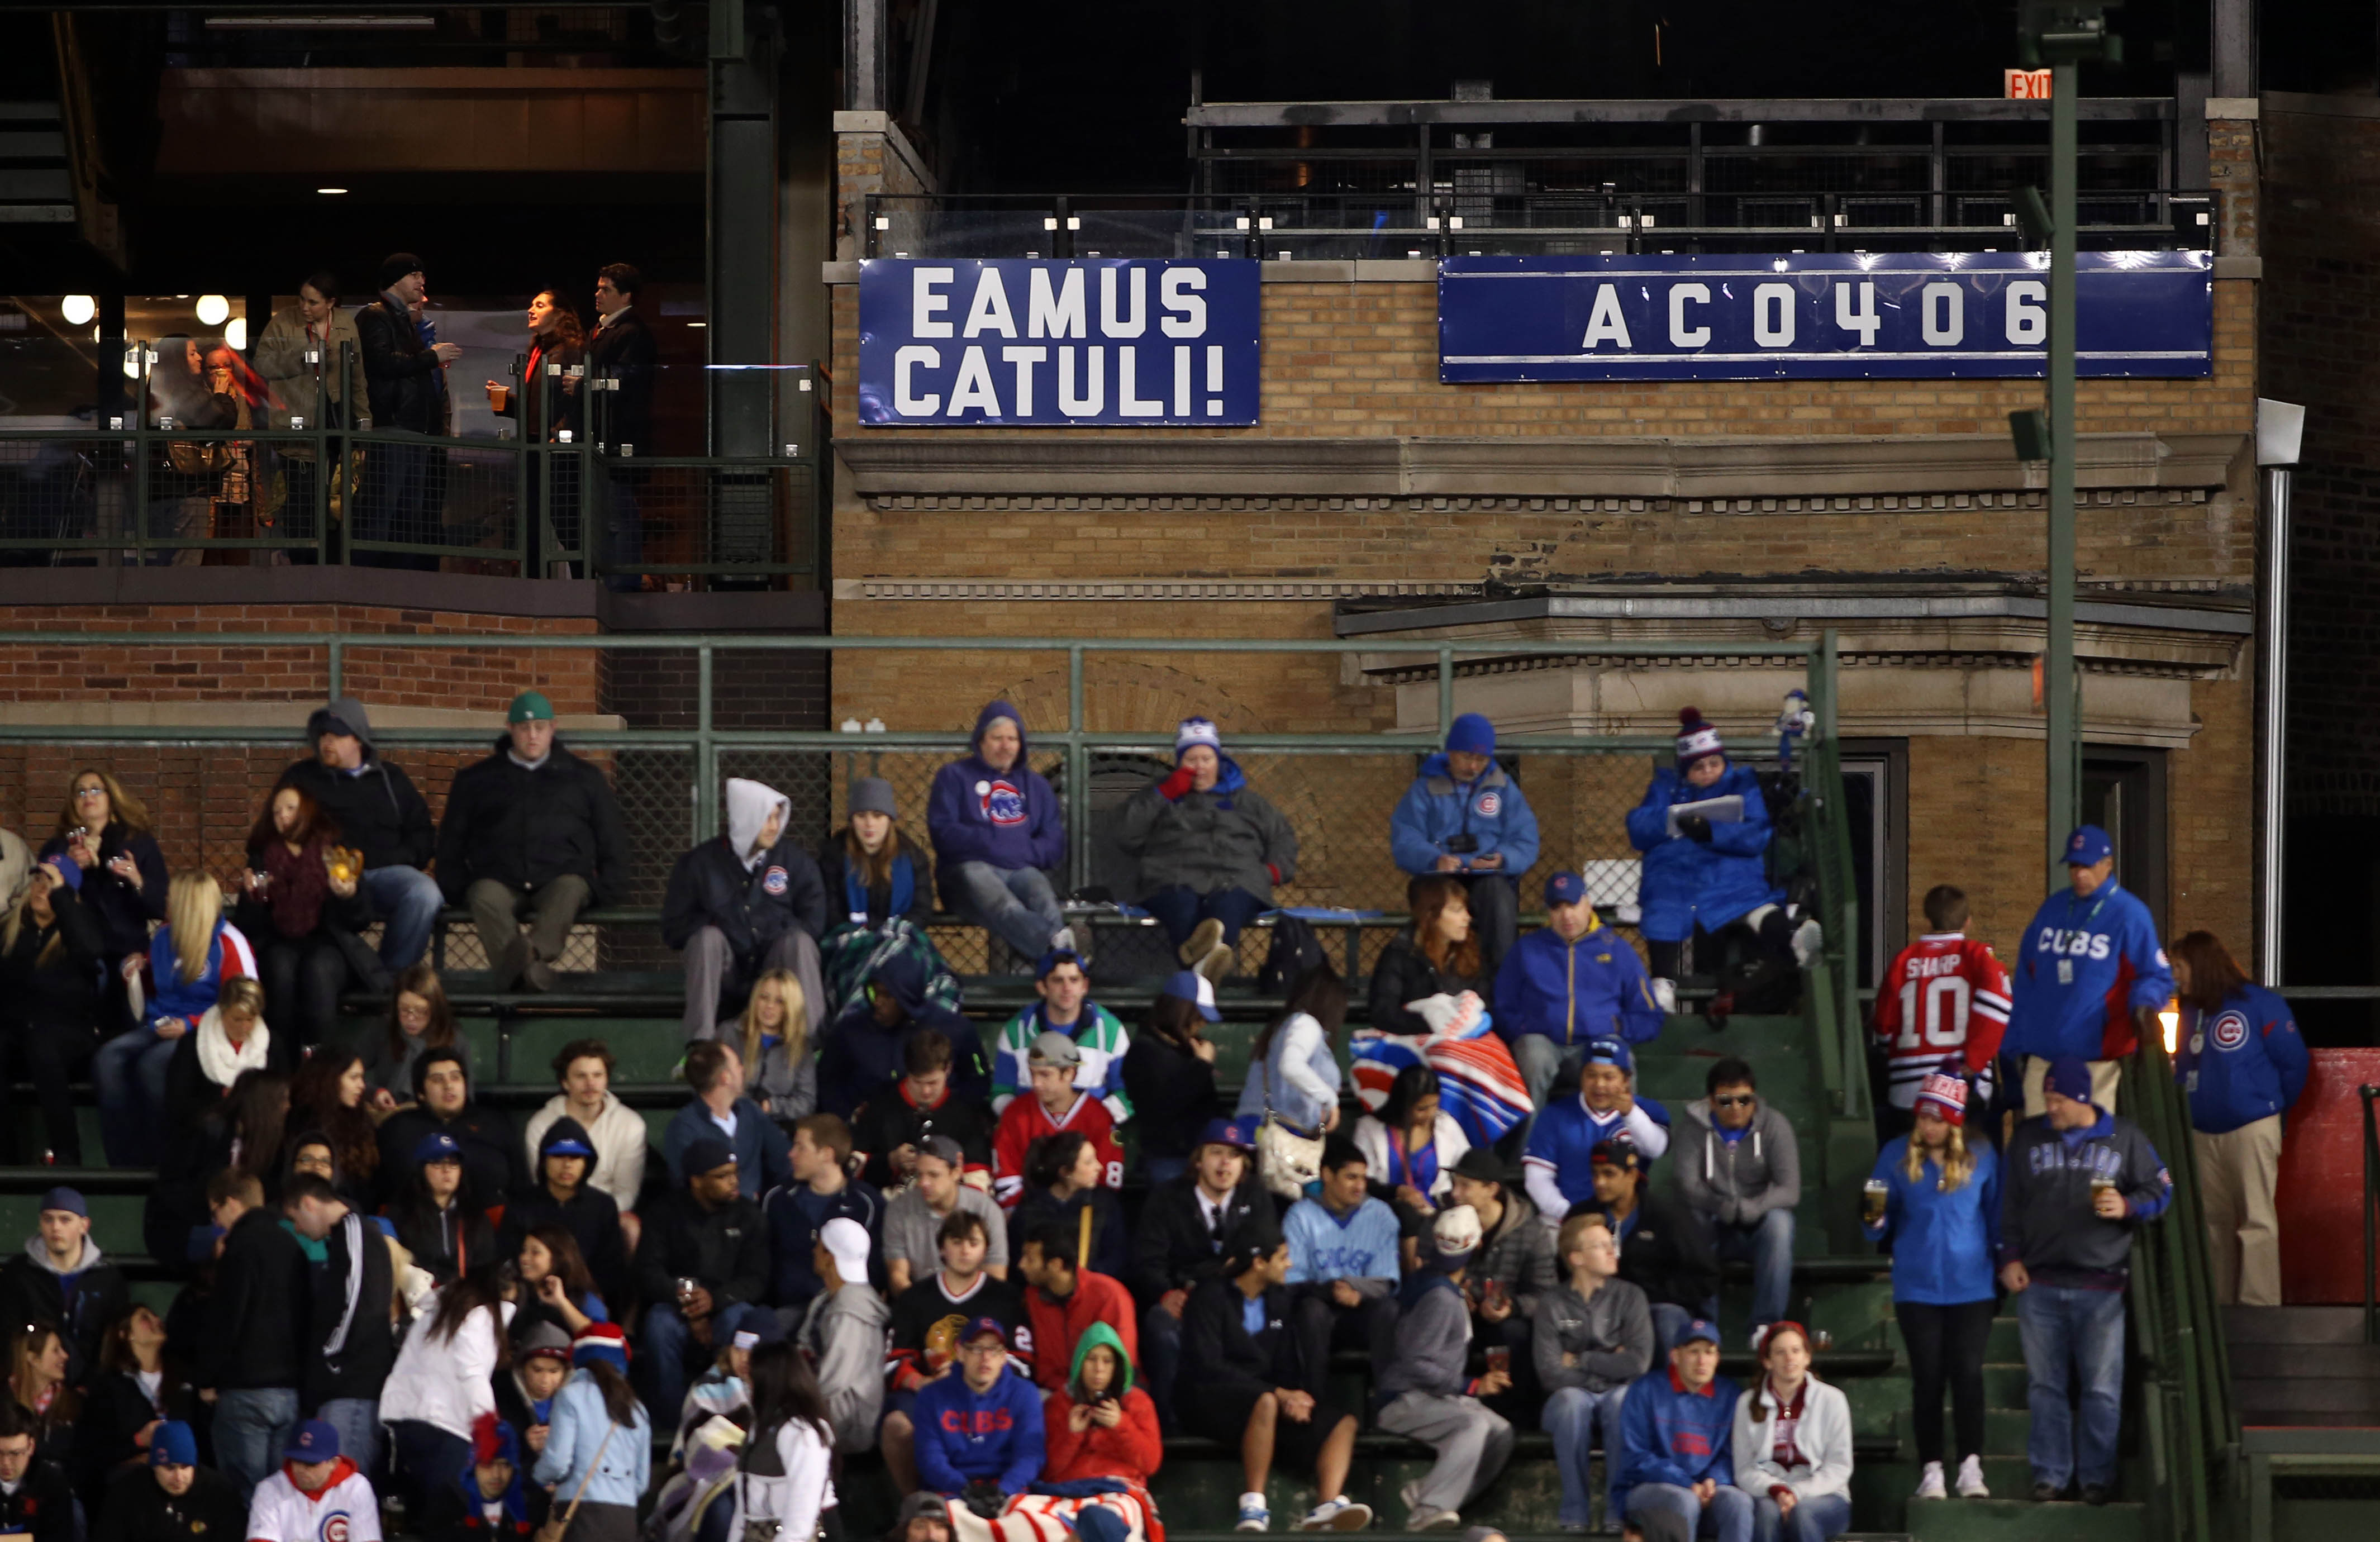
[1873,933,2012,1108]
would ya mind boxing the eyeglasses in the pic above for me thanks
[1711,1094,1757,1108]
[960,1341,1008,1357]
[73,787,106,799]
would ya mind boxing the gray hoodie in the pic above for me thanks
[800,1278,890,1453]
[1675,1096,1801,1227]
[1378,1273,1472,1400]
[726,778,791,868]
[1532,1276,1655,1395]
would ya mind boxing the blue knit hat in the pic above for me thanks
[1446,713,1495,756]
[150,1421,198,1468]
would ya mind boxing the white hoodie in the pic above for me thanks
[726,778,791,869]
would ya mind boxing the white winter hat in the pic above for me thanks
[1174,717,1222,757]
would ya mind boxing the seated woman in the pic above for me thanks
[0,855,107,1165]
[1008,1130,1127,1281]
[510,1222,610,1345]
[721,968,816,1119]
[286,1050,381,1207]
[387,1132,497,1286]
[1118,971,1222,1189]
[361,964,472,1113]
[1352,1063,1469,1267]
[1354,876,1529,1149]
[159,976,273,1157]
[1731,1321,1854,1542]
[1626,708,1812,1022]
[70,1303,196,1510]
[1113,717,1298,982]
[234,784,368,1054]
[96,871,254,1167]
[816,778,955,1022]
[37,768,168,1036]
[1041,1324,1162,1489]
[8,1319,78,1473]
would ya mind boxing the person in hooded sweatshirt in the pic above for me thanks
[664,777,831,1045]
[1112,716,1298,982]
[377,1048,527,1211]
[817,950,990,1121]
[1673,1056,1802,1341]
[1040,1323,1162,1488]
[1375,1206,1516,1533]
[927,701,1070,967]
[282,1174,399,1482]
[434,691,628,994]
[499,1117,632,1312]
[276,697,440,978]
[1389,713,1540,973]
[0,1187,127,1383]
[799,1217,890,1454]
[422,1412,543,1542]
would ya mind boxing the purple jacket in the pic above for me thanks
[927,701,1066,879]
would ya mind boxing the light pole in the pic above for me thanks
[2012,2,2122,887]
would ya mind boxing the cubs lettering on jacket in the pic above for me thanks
[2035,927,2115,960]
[939,1407,1018,1435]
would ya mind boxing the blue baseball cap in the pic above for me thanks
[285,1419,340,1462]
[2064,825,2114,866]
[1035,947,1086,980]
[1161,969,1222,1022]
[1580,1036,1633,1073]
[412,1131,463,1165]
[1675,1318,1722,1348]
[961,1316,1010,1348]
[1544,871,1587,907]
[541,1135,594,1159]
[1197,1116,1255,1152]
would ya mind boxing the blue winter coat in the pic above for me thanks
[1389,755,1541,878]
[2177,983,2308,1136]
[1493,915,1665,1048]
[2002,881,2174,1063]
[1864,1137,2002,1306]
[1624,763,1781,942]
[927,701,1066,882]
[1613,1367,1739,1517]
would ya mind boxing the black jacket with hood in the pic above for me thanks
[661,778,829,960]
[815,949,989,1120]
[197,1206,307,1392]
[278,698,437,873]
[304,1203,398,1404]
[435,736,629,905]
[498,1116,632,1311]
[375,1049,527,1210]
[0,1232,128,1381]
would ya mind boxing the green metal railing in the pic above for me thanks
[2121,1032,2239,1542]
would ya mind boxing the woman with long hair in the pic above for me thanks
[235,783,366,1051]
[1007,1130,1127,1279]
[387,1133,496,1286]
[486,288,587,443]
[159,976,272,1155]
[1041,1325,1162,1487]
[0,854,108,1164]
[512,1222,608,1343]
[70,1303,196,1507]
[2168,929,2308,1307]
[723,968,815,1117]
[1864,1073,1999,1502]
[1237,963,1348,1141]
[727,1341,835,1542]
[531,1324,650,1542]
[1731,1321,1854,1541]
[1353,1062,1470,1239]
[1120,972,1222,1187]
[36,768,168,1022]
[381,1266,515,1511]
[95,870,255,1166]
[8,1320,80,1469]
[287,1050,380,1195]
[1353,875,1529,1148]
[362,963,469,1112]
[815,777,955,1020]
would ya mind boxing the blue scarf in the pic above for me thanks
[844,850,916,925]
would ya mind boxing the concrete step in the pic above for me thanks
[1894,1408,2036,1457]
[1902,1496,2143,1542]
[2235,1376,2380,1418]
[2224,1305,2367,1346]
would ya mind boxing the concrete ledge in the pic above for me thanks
[2214,255,2263,280]
[2206,96,2261,120]
[0,701,625,732]
[823,259,1442,285]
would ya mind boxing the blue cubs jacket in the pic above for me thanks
[2002,880,2174,1063]
[2176,983,2308,1136]
[1624,763,1782,943]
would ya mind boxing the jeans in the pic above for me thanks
[316,1396,382,1484]
[467,874,591,984]
[93,1027,180,1166]
[944,862,1065,965]
[389,1418,471,1511]
[1627,1482,1753,1542]
[361,864,444,973]
[2015,1283,2127,1490]
[1510,1035,1572,1111]
[1751,1491,1850,1542]
[1706,1208,1797,1334]
[258,933,352,1054]
[1543,1384,1630,1526]
[1291,1284,1400,1403]
[601,463,645,592]
[355,433,440,571]
[1139,1300,1185,1432]
[214,1386,300,1499]
[1140,884,1269,951]
[637,1300,765,1425]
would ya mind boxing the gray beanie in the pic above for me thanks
[849,777,897,818]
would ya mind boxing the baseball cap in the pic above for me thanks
[1027,1030,1082,1069]
[1196,1116,1255,1153]
[541,1134,595,1159]
[1674,1318,1722,1348]
[36,1186,86,1219]
[960,1316,1009,1348]
[1034,947,1086,981]
[508,690,556,725]
[1544,871,1587,907]
[2064,824,2114,866]
[681,1135,736,1177]
[284,1420,340,1462]
[917,1134,966,1168]
[1589,1136,1645,1173]
[412,1131,463,1165]
[1433,1203,1483,1256]
[1449,1147,1510,1186]
[1580,1036,1634,1074]
[820,1216,872,1279]
[1162,968,1222,1022]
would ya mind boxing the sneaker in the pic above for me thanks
[1913,1462,1948,1501]
[1196,940,1236,984]
[1051,925,1078,957]
[1407,1508,1462,1533]
[1296,1498,1372,1533]
[1792,917,1825,967]
[1651,977,1678,1014]
[523,958,558,993]
[1181,917,1226,968]
[1398,1482,1421,1516]
[2031,1482,2063,1504]
[1235,1496,1270,1533]
[1956,1455,1991,1498]
[2081,1484,2112,1507]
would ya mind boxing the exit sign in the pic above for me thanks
[2006,68,2053,98]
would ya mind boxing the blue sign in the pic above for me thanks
[1437,253,2211,382]
[858,259,1262,426]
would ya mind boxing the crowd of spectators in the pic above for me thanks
[0,689,2298,1542]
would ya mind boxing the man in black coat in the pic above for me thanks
[1128,1119,1269,1429]
[633,1136,771,1425]
[0,1186,127,1382]
[92,1421,245,1542]
[352,252,459,569]
[434,691,629,992]
[283,1175,397,1482]
[277,695,441,977]
[0,1401,74,1542]
[195,1171,307,1500]
[376,1049,527,1211]
[587,262,655,589]
[661,775,829,1043]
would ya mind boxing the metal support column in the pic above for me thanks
[2257,398,2303,986]
[710,0,778,461]
[2045,54,2081,878]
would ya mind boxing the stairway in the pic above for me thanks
[2229,1306,2380,1427]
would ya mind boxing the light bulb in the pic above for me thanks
[2159,1006,2179,1057]
[223,317,247,351]
[195,294,230,327]
[840,718,863,734]
[60,295,94,326]
[121,349,141,380]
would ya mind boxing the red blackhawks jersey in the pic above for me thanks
[1873,932,2012,1108]
[991,1091,1125,1208]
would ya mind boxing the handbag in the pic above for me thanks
[1253,1030,1324,1200]
[533,1415,620,1542]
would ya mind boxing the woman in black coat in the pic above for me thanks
[0,858,108,1164]
[72,1305,201,1511]
[1367,873,1496,1037]
[1006,1130,1127,1281]
[36,769,169,1031]
[385,1140,497,1286]
[1118,972,1222,1188]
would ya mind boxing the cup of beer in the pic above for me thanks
[487,383,511,413]
[1863,1178,1889,1224]
[2090,1176,2118,1211]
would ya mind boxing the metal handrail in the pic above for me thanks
[2363,1085,2380,1344]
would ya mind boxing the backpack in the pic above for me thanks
[1258,913,1328,996]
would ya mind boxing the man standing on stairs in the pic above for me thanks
[0,1186,127,1382]
[2003,825,2173,1119]
[1999,1055,2172,1506]
[1673,1058,1800,1346]
[1613,1319,1750,1542]
[1376,1205,1516,1533]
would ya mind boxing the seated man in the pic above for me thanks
[818,950,991,1121]
[278,697,439,977]
[1284,1136,1403,1398]
[1375,1206,1516,1532]
[913,1317,1046,1509]
[433,691,627,993]
[1111,716,1300,981]
[93,1419,246,1542]
[1127,1117,1268,1430]
[0,1402,71,1542]
[926,701,1072,967]
[661,776,829,1044]
[244,1420,380,1542]
[1388,713,1538,972]
[881,1210,1029,1496]
[1582,1138,1718,1353]
[883,1135,1010,1294]
[521,1039,647,1233]
[1674,1057,1800,1344]
[1446,1148,1555,1409]
[991,949,1130,1122]
[853,1031,996,1192]
[376,1049,527,1211]
[499,1120,631,1314]
[1179,1221,1369,1534]
[1016,1221,1137,1395]
[1614,1320,1749,1542]
[1539,1215,1656,1533]
[1525,1037,1671,1221]
[763,1114,884,1322]
[992,1033,1124,1210]
[1495,871,1665,1107]
[634,1136,770,1424]
[662,1041,795,1200]
[0,1185,127,1380]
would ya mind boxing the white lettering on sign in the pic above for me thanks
[961,270,1017,337]
[1921,282,1965,346]
[1581,283,1634,349]
[2006,68,2053,99]
[947,346,1001,416]
[1669,282,1712,347]
[894,344,940,413]
[1029,269,1086,339]
[1834,280,1881,346]
[2006,281,2048,344]
[912,268,955,338]
[1753,283,1796,348]
[1059,345,1103,415]
[1117,348,1164,416]
[1098,266,1146,338]
[1002,346,1046,414]
[1160,269,1208,337]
